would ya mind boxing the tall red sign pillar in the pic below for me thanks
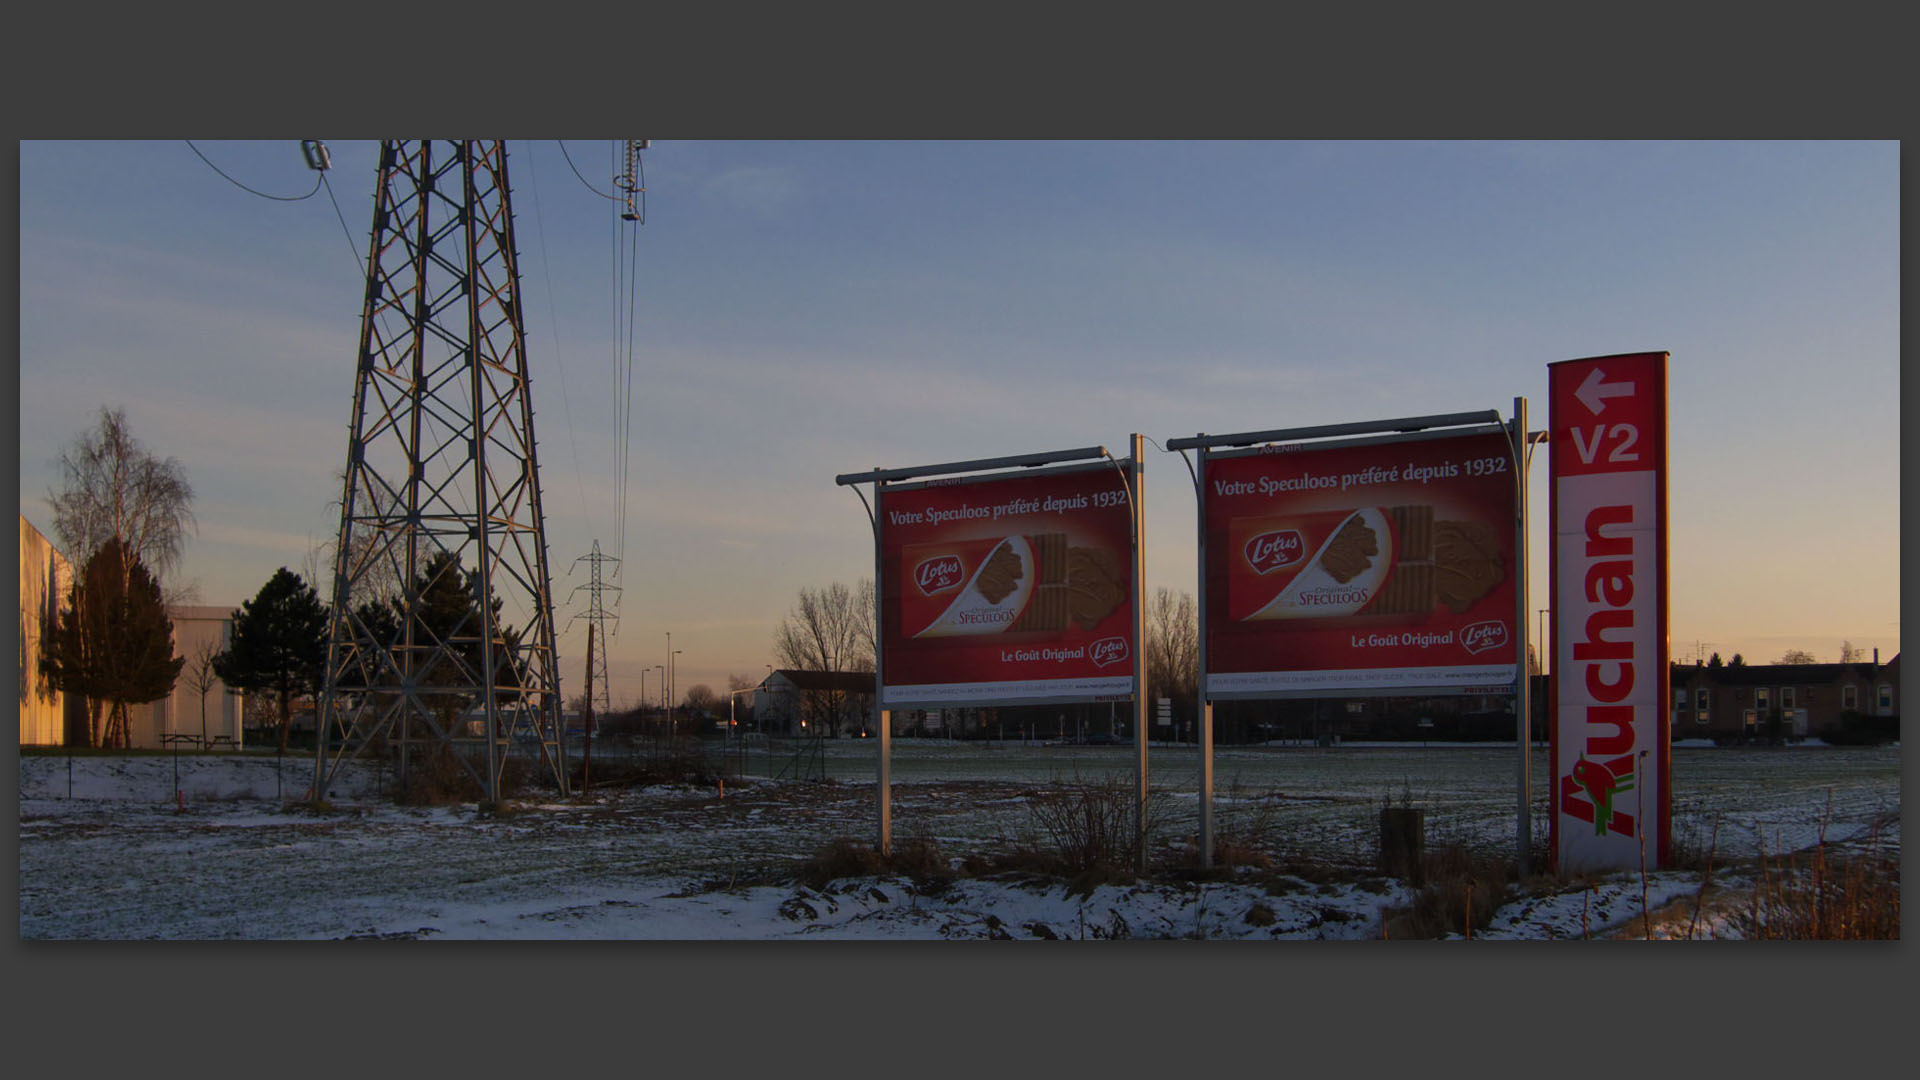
[1548,352,1670,872]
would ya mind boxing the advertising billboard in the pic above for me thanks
[1202,428,1520,696]
[1549,352,1669,872]
[878,463,1136,707]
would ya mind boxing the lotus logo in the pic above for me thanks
[1244,529,1305,574]
[914,555,964,595]
[1090,636,1129,668]
[1460,620,1508,655]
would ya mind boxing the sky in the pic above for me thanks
[15,140,1902,706]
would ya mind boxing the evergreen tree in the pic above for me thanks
[351,551,526,735]
[40,539,184,747]
[214,568,330,752]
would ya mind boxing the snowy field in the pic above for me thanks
[14,740,1901,940]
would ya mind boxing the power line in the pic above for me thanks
[520,147,593,536]
[185,140,323,201]
[558,140,618,200]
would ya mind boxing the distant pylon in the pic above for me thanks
[570,539,621,717]
[314,140,567,802]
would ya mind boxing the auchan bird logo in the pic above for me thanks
[1244,530,1305,575]
[914,555,964,596]
[1567,756,1636,837]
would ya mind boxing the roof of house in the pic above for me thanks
[1671,658,1896,687]
[767,669,875,693]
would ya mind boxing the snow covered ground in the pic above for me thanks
[14,742,1900,940]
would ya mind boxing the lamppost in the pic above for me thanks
[670,650,683,730]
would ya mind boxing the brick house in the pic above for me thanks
[1669,654,1899,741]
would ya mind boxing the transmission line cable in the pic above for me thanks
[559,139,618,200]
[521,147,594,537]
[185,140,323,201]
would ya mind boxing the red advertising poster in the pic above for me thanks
[879,464,1135,706]
[1549,352,1670,873]
[1203,429,1520,695]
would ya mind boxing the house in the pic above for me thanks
[17,513,246,749]
[131,606,248,749]
[754,669,875,736]
[17,514,78,745]
[1669,654,1900,742]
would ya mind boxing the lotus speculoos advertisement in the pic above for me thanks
[1203,429,1520,697]
[878,464,1135,707]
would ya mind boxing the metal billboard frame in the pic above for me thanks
[1166,404,1544,870]
[837,440,1148,865]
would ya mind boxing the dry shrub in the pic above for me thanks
[1024,773,1161,882]
[397,743,478,805]
[1741,813,1900,940]
[1379,843,1513,940]
[396,743,541,806]
[794,835,954,891]
[577,736,721,790]
[1174,781,1281,875]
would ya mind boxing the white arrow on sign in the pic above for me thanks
[1574,367,1633,415]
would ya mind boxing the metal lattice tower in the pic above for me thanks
[315,140,567,802]
[569,540,621,717]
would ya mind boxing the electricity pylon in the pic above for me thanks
[569,540,621,718]
[314,140,567,802]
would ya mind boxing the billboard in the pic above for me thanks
[1202,428,1520,696]
[878,463,1136,706]
[1549,352,1669,872]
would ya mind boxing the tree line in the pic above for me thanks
[37,407,530,751]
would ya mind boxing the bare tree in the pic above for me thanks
[1147,586,1198,706]
[1778,649,1817,665]
[48,406,195,582]
[772,580,875,674]
[772,581,875,736]
[683,683,718,714]
[1839,640,1865,664]
[311,469,403,614]
[184,637,223,745]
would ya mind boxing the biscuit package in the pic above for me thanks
[1229,505,1504,621]
[903,533,1127,639]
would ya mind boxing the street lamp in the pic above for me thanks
[671,650,683,715]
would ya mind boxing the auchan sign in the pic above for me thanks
[1549,352,1670,872]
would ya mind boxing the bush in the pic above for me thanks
[794,834,953,891]
[1736,813,1900,939]
[1379,843,1513,939]
[395,743,540,805]
[1819,710,1899,746]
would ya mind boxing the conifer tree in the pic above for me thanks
[215,568,330,752]
[40,539,184,747]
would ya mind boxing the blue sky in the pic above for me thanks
[16,140,1901,703]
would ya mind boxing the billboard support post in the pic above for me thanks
[1126,434,1150,875]
[1510,396,1532,875]
[1193,442,1215,869]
